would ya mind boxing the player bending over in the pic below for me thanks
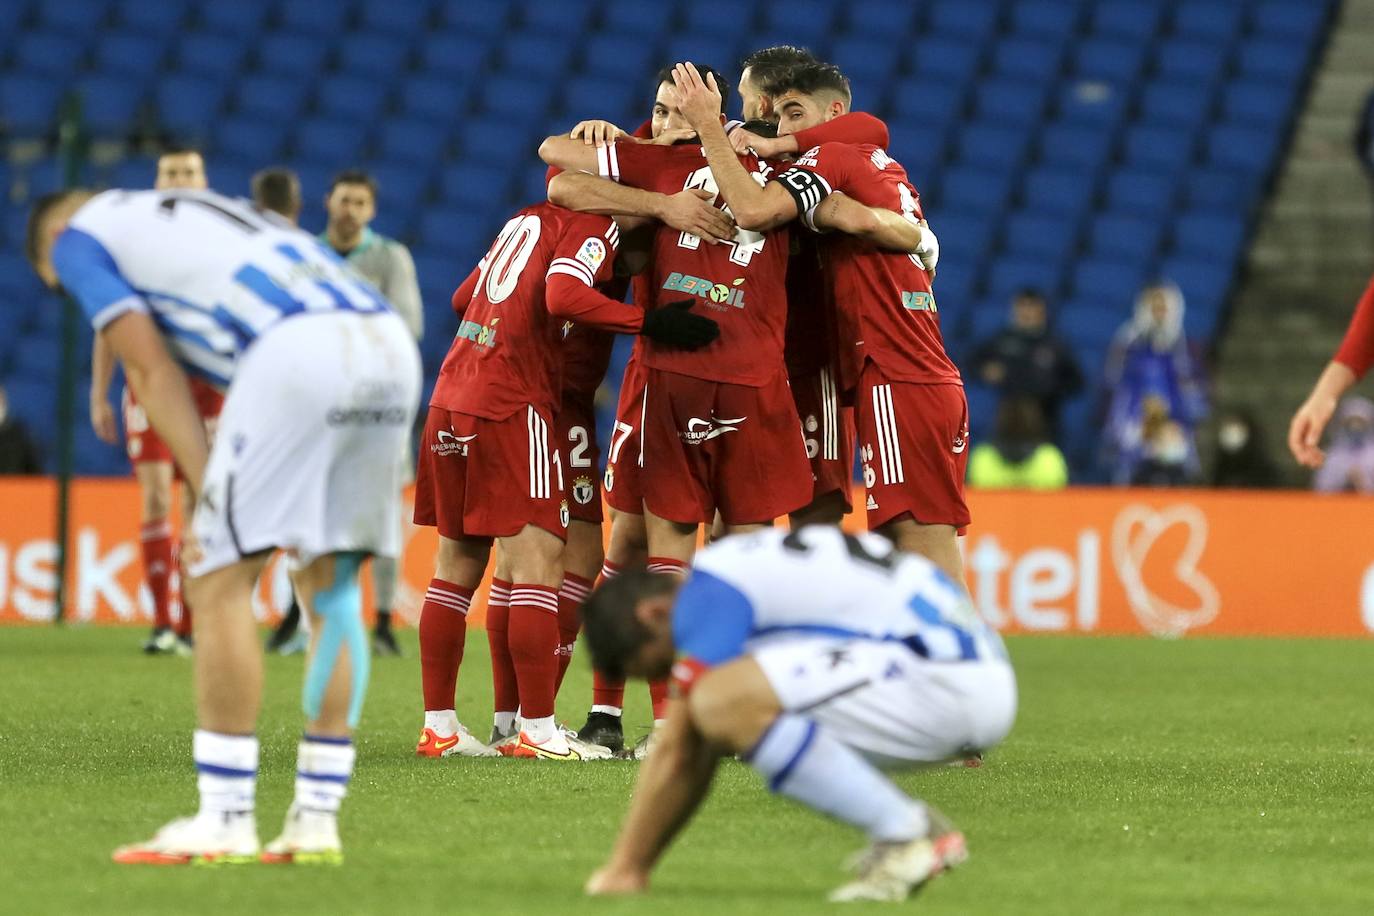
[579,526,1016,902]
[29,188,420,864]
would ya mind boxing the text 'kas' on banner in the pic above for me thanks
[0,478,1370,637]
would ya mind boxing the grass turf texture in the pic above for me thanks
[1,628,1370,915]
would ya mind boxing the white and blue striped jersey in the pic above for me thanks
[52,189,392,388]
[673,526,1008,666]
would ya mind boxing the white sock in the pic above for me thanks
[493,711,517,734]
[522,714,556,744]
[293,735,356,815]
[194,730,258,819]
[746,715,929,843]
[591,705,623,717]
[424,710,459,737]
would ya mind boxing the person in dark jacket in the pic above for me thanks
[0,385,42,474]
[971,288,1083,436]
[1210,407,1279,489]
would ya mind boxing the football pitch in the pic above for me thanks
[2,627,1370,915]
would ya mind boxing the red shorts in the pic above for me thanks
[855,364,970,533]
[602,356,648,515]
[557,393,602,525]
[123,379,225,473]
[413,405,568,541]
[641,368,812,526]
[791,366,855,510]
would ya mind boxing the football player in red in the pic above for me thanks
[1290,274,1374,467]
[675,61,968,585]
[89,146,223,655]
[413,200,718,760]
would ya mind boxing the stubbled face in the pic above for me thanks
[1012,297,1047,333]
[651,81,696,139]
[737,68,767,122]
[155,153,207,190]
[326,183,376,238]
[772,90,831,136]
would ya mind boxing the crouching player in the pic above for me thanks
[579,526,1016,902]
[28,188,421,863]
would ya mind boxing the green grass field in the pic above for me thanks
[1,627,1370,915]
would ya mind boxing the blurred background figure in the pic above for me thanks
[1102,281,1209,484]
[0,385,42,475]
[970,288,1082,440]
[1355,83,1374,211]
[251,167,302,225]
[1129,396,1197,487]
[1209,407,1279,489]
[1312,397,1374,493]
[967,397,1068,490]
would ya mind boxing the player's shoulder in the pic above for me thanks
[542,203,621,250]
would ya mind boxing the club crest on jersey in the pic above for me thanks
[559,499,570,528]
[572,474,595,505]
[901,290,937,313]
[680,414,746,445]
[576,238,607,274]
[456,317,499,348]
[603,465,615,492]
[663,272,746,309]
[433,429,476,457]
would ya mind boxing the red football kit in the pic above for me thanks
[560,308,618,525]
[1334,273,1374,380]
[414,203,642,541]
[123,377,224,470]
[598,139,810,525]
[778,142,970,532]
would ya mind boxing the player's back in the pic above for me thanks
[689,526,1006,665]
[434,202,619,421]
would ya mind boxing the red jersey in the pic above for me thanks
[1334,273,1374,380]
[599,140,791,387]
[778,142,961,388]
[433,204,636,420]
[560,275,626,401]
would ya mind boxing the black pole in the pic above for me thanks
[52,91,84,625]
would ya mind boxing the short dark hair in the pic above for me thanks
[740,118,779,138]
[760,61,852,107]
[740,45,817,86]
[580,568,677,681]
[328,169,378,200]
[158,144,203,159]
[25,189,85,268]
[1013,288,1047,305]
[251,167,301,218]
[655,64,729,115]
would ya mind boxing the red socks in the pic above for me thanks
[591,560,627,709]
[647,556,689,578]
[418,578,474,711]
[485,579,516,716]
[555,573,593,691]
[645,557,688,720]
[507,584,561,720]
[140,520,174,630]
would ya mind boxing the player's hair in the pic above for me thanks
[760,61,852,108]
[251,167,302,219]
[580,568,678,681]
[740,118,779,139]
[654,64,729,115]
[1014,288,1047,305]
[740,45,817,86]
[328,168,379,200]
[158,144,203,160]
[24,189,87,269]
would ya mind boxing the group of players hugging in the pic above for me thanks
[413,46,964,763]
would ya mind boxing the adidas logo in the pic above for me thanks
[866,494,878,511]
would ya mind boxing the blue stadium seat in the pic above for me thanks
[1252,1,1329,44]
[459,119,536,165]
[499,34,576,77]
[1182,167,1256,213]
[913,37,983,81]
[156,75,226,136]
[520,166,556,205]
[974,81,1048,126]
[1071,38,1147,82]
[1138,82,1214,129]
[278,0,350,34]
[109,156,158,190]
[1021,166,1098,219]
[256,32,330,77]
[890,82,965,127]
[986,258,1067,300]
[476,77,558,123]
[368,163,432,212]
[595,0,665,34]
[1221,81,1293,128]
[116,0,190,35]
[235,75,311,121]
[418,209,489,258]
[765,0,836,41]
[36,0,110,34]
[213,116,288,162]
[418,33,491,78]
[929,214,996,260]
[377,119,451,165]
[1037,122,1114,172]
[198,0,270,36]
[887,125,947,183]
[317,76,391,122]
[1090,1,1163,40]
[1000,210,1080,261]
[338,34,413,80]
[682,0,752,37]
[1206,124,1278,177]
[13,333,61,384]
[359,0,432,35]
[830,37,904,84]
[560,77,638,125]
[175,32,249,78]
[661,35,741,77]
[1086,212,1163,262]
[1154,40,1225,86]
[1159,256,1231,338]
[1237,39,1310,83]
[14,32,89,78]
[1008,0,1081,40]
[939,165,1015,215]
[580,33,658,82]
[1069,257,1147,306]
[842,0,920,36]
[1055,81,1130,130]
[1,76,65,135]
[989,37,1063,82]
[522,0,595,33]
[93,32,168,79]
[929,1,1002,41]
[398,77,467,122]
[1105,170,1177,217]
[439,164,513,208]
[1120,124,1196,175]
[1057,299,1123,351]
[78,77,146,136]
[437,0,515,35]
[294,119,370,163]
[956,122,1033,171]
[1172,211,1247,262]
[1170,2,1244,42]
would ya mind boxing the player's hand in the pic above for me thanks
[569,120,626,147]
[730,128,782,159]
[585,865,649,896]
[1288,391,1338,468]
[640,299,720,350]
[646,127,697,146]
[659,189,734,242]
[90,398,118,445]
[914,219,940,273]
[670,62,724,129]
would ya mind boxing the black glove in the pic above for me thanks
[640,299,720,350]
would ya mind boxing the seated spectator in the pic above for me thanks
[1130,396,1197,488]
[970,288,1083,436]
[1210,407,1279,489]
[1102,281,1208,484]
[967,397,1069,490]
[1313,396,1374,493]
[0,385,42,474]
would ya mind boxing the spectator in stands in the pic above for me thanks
[251,167,301,225]
[1312,396,1374,494]
[967,397,1068,490]
[1354,85,1374,199]
[1209,407,1279,489]
[0,385,42,474]
[1129,397,1197,488]
[1102,281,1208,484]
[970,288,1083,437]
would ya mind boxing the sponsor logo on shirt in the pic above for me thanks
[572,474,595,505]
[797,146,822,167]
[456,317,499,348]
[327,406,410,426]
[952,425,969,455]
[663,272,746,309]
[901,290,938,313]
[433,429,476,457]
[680,414,746,444]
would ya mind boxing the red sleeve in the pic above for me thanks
[545,275,643,333]
[792,111,890,151]
[631,119,653,139]
[544,164,563,187]
[450,266,480,317]
[597,139,677,191]
[1334,274,1374,380]
[544,217,643,333]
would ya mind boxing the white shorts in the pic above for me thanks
[190,311,421,578]
[753,638,1017,769]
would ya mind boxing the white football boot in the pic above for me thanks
[260,805,343,865]
[112,813,259,865]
